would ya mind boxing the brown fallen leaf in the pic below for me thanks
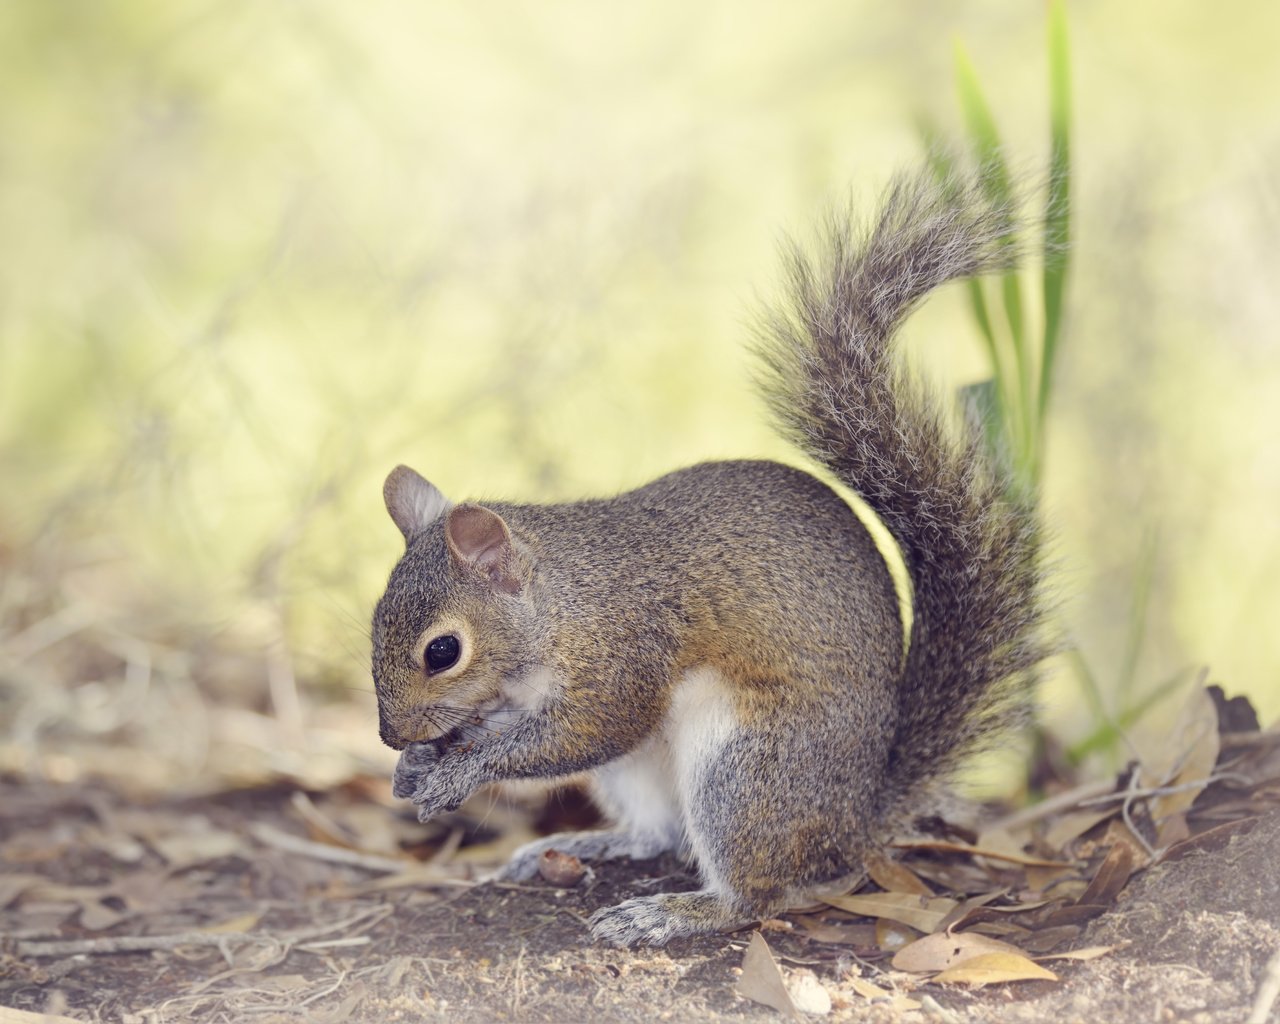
[934,889,1014,932]
[893,839,1073,869]
[863,851,933,896]
[847,975,922,1012]
[874,917,919,952]
[891,931,1027,973]
[932,951,1059,988]
[1042,808,1116,852]
[1035,944,1116,962]
[737,932,799,1020]
[942,898,1052,934]
[0,1006,85,1024]
[823,892,958,933]
[1034,903,1112,929]
[791,916,877,947]
[1162,816,1261,863]
[1079,842,1136,905]
[200,910,264,934]
[1018,925,1083,954]
[1024,863,1078,892]
[1147,684,1220,825]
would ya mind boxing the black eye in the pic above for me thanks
[424,635,461,673]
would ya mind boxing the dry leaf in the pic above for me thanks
[737,932,799,1019]
[932,952,1059,987]
[792,916,877,946]
[1042,808,1115,852]
[1155,810,1191,849]
[863,852,933,896]
[0,874,45,908]
[1036,944,1115,962]
[1162,815,1261,863]
[1094,813,1153,860]
[892,931,1027,973]
[1019,925,1084,954]
[1079,842,1136,905]
[823,892,958,933]
[893,839,1072,868]
[943,898,1051,934]
[905,856,994,892]
[874,917,919,951]
[80,900,130,931]
[1037,904,1111,928]
[847,975,922,1012]
[1143,685,1220,823]
[1025,864,1078,893]
[201,910,264,934]
[0,1006,86,1024]
[935,890,1014,932]
[970,921,1032,939]
[149,827,245,867]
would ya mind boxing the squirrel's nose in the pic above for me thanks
[378,716,411,751]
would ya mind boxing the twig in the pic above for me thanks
[289,790,358,846]
[1117,768,1156,860]
[1248,944,1280,1024]
[16,903,391,959]
[249,822,412,873]
[16,931,260,958]
[982,777,1117,832]
[296,937,373,952]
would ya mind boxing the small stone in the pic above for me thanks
[786,970,832,1015]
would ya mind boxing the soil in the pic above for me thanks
[2,778,1278,1024]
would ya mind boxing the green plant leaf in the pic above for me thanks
[959,377,1004,466]
[1067,666,1195,765]
[1041,0,1072,426]
[954,41,1030,476]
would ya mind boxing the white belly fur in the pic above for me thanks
[589,666,741,887]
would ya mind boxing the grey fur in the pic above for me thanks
[371,166,1049,947]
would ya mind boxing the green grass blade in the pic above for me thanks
[1067,667,1195,765]
[953,42,1008,190]
[966,279,1003,381]
[1040,0,1072,426]
[1064,648,1113,749]
[954,41,1030,469]
[1118,527,1159,703]
[919,121,1008,397]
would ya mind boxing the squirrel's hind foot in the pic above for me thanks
[589,891,749,948]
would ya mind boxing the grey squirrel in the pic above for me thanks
[371,166,1049,947]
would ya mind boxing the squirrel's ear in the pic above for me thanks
[383,465,450,544]
[445,504,523,596]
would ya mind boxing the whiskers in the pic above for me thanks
[416,702,529,743]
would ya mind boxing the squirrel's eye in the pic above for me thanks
[424,635,461,673]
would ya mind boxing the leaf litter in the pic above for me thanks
[3,681,1280,1021]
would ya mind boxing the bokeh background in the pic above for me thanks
[2,1,1277,794]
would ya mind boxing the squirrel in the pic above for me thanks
[370,166,1050,948]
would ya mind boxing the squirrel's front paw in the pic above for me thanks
[391,742,441,799]
[392,743,470,820]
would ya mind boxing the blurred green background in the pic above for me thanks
[1,1,1277,788]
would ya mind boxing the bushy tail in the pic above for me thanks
[756,167,1050,813]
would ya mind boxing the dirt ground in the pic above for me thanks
[2,773,1279,1024]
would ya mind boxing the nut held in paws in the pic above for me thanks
[537,849,585,887]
